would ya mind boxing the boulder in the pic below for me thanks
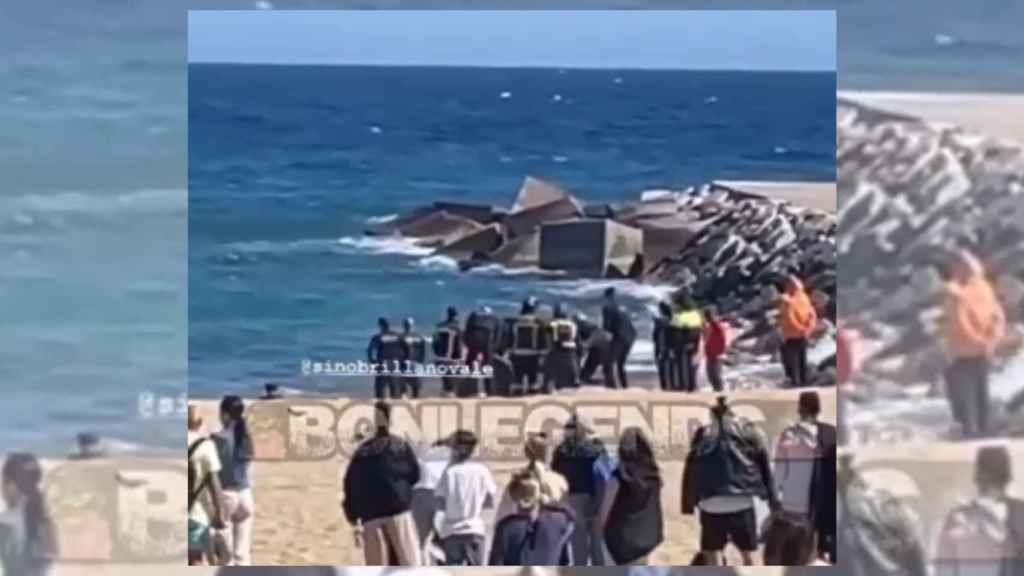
[639,213,714,274]
[539,219,642,277]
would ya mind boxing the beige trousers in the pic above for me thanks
[363,511,423,566]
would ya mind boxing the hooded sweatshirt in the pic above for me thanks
[778,276,818,341]
[944,252,1006,360]
[774,420,820,516]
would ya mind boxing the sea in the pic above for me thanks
[2,0,1023,455]
[188,64,835,397]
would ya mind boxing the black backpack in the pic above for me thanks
[188,436,211,511]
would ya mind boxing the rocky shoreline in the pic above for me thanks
[367,176,836,327]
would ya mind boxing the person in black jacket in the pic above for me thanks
[653,301,675,391]
[464,305,502,396]
[368,318,405,399]
[433,306,464,398]
[602,287,637,389]
[508,297,549,395]
[598,427,664,565]
[682,397,779,566]
[342,402,422,566]
[400,317,427,399]
[552,414,608,565]
[577,314,613,386]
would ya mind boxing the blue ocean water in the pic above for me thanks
[188,64,835,396]
[3,0,1023,454]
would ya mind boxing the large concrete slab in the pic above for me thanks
[639,213,715,274]
[511,176,572,213]
[435,223,504,259]
[505,195,583,237]
[712,180,837,212]
[539,219,642,277]
[431,201,503,224]
[397,210,484,247]
[490,229,540,268]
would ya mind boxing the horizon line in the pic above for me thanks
[187,60,836,73]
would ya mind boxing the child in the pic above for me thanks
[435,430,496,566]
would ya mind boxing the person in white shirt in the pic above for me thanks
[434,430,496,565]
[413,439,452,561]
[188,404,227,565]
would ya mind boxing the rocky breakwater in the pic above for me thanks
[838,97,1024,389]
[367,175,837,375]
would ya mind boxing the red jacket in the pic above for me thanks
[704,320,729,359]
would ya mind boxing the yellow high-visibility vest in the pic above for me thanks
[671,310,704,330]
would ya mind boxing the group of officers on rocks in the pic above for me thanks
[367,285,742,399]
[367,287,642,399]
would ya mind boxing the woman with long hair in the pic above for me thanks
[213,395,256,565]
[1,453,57,576]
[598,427,664,565]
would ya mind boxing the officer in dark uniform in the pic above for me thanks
[577,313,613,385]
[653,301,676,391]
[433,306,464,398]
[508,297,548,395]
[601,287,636,389]
[400,317,426,399]
[544,303,580,393]
[367,318,404,399]
[464,305,502,396]
[670,292,704,393]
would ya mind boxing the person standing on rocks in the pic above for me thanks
[602,287,637,389]
[941,249,1005,438]
[777,276,818,388]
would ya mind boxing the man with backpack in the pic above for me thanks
[935,445,1024,576]
[188,404,227,565]
[682,397,779,566]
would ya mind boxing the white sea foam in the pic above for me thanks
[337,236,433,256]
[366,213,398,225]
[541,279,675,304]
[705,95,718,104]
[467,264,566,277]
[500,91,512,99]
[415,255,459,271]
[1,188,186,217]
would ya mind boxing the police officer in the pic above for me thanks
[601,287,636,389]
[544,303,580,393]
[653,301,675,391]
[508,296,548,395]
[577,313,613,385]
[670,292,704,392]
[400,317,426,399]
[433,306,464,398]
[464,305,501,397]
[367,318,404,399]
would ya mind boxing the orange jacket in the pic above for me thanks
[778,276,818,340]
[944,254,1005,360]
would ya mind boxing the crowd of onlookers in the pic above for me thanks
[318,392,835,568]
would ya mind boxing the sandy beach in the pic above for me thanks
[840,90,1024,143]
[188,384,836,566]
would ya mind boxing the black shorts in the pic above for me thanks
[700,508,757,552]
